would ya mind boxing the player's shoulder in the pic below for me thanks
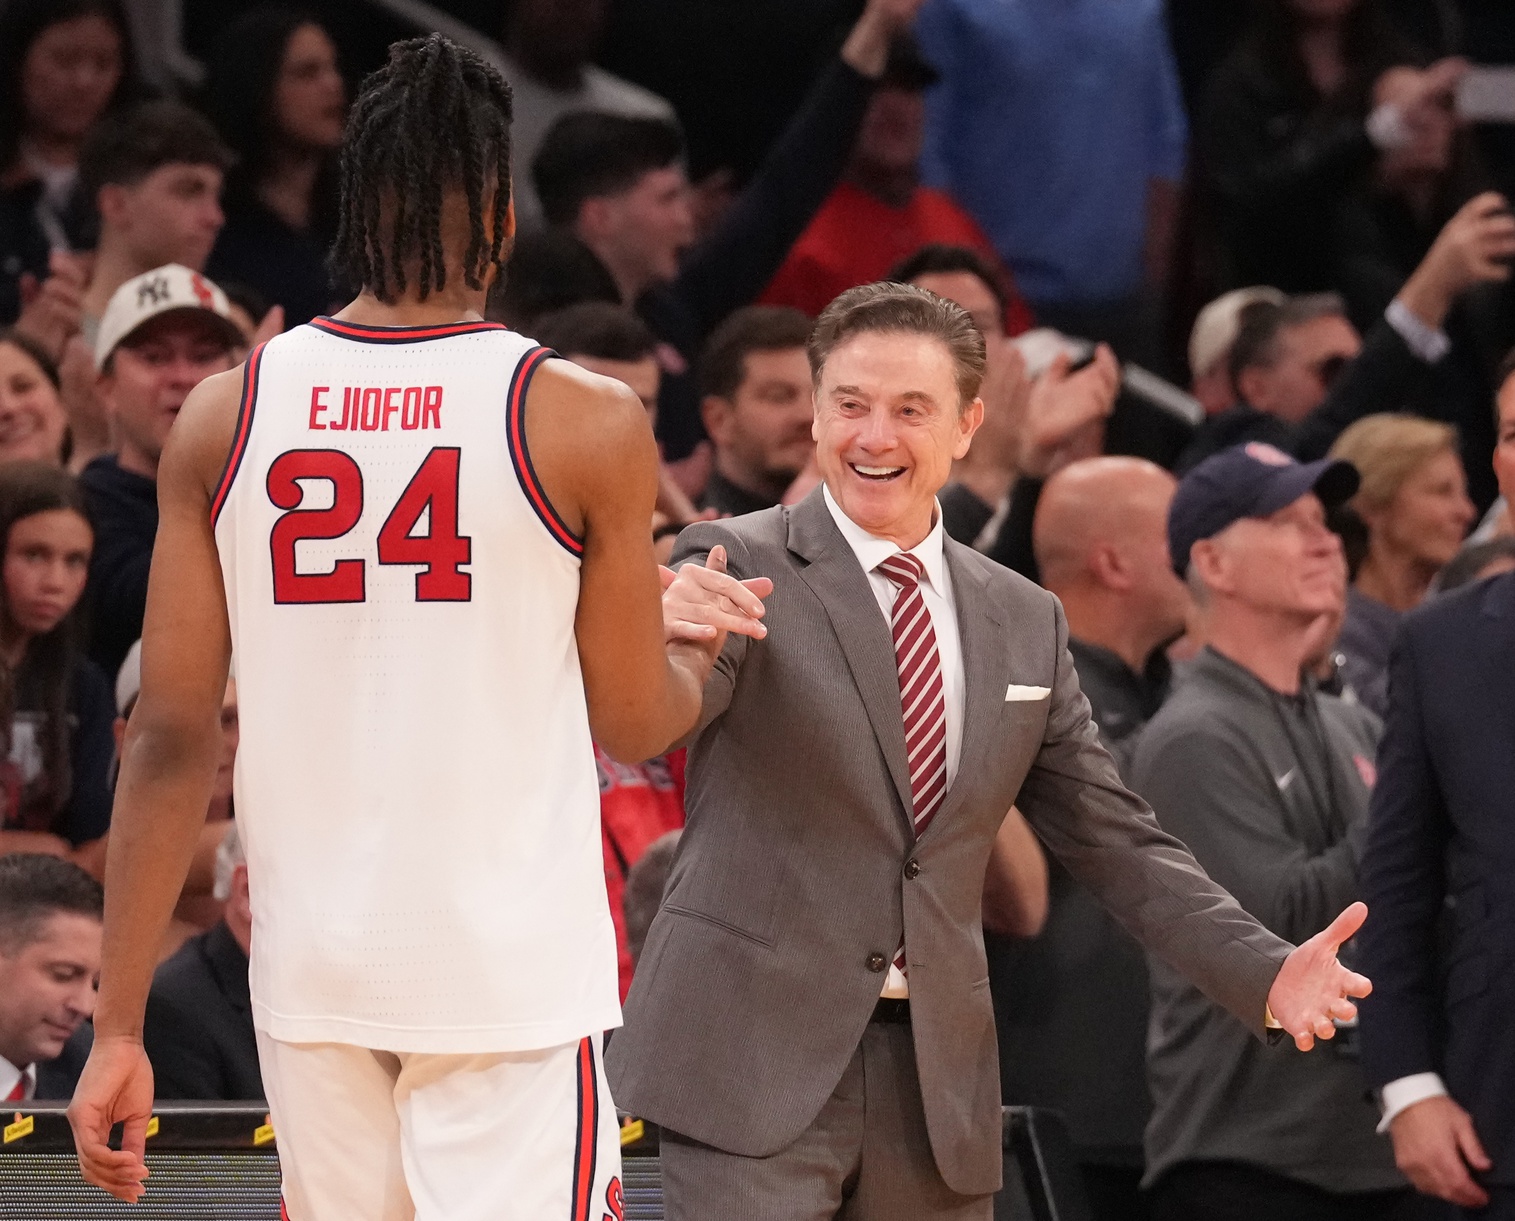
[528,356,647,447]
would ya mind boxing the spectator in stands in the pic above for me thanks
[1197,0,1460,293]
[916,0,1187,362]
[77,102,233,334]
[0,852,101,1101]
[1181,195,1515,474]
[1134,443,1413,1220]
[891,243,1030,340]
[1188,286,1287,415]
[143,825,261,1100]
[696,306,815,517]
[759,35,1029,326]
[0,0,133,327]
[1329,414,1474,717]
[0,331,69,466]
[0,464,114,875]
[529,0,923,460]
[81,265,240,679]
[485,0,675,233]
[203,7,347,328]
[997,457,1187,1221]
[1357,358,1515,1218]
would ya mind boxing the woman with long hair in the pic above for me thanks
[0,0,135,325]
[1329,412,1476,715]
[203,5,347,327]
[0,462,115,871]
[0,330,70,467]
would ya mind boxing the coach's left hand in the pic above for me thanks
[661,545,772,647]
[1266,901,1373,1051]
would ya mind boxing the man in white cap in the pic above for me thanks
[80,265,242,677]
[1188,287,1287,417]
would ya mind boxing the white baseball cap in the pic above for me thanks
[1187,286,1287,382]
[95,264,244,371]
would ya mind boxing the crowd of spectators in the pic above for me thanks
[0,0,1512,1218]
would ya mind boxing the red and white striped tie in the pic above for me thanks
[877,553,948,974]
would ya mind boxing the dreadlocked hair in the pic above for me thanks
[330,34,513,303]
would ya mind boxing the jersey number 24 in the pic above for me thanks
[267,447,469,604]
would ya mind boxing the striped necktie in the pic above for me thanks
[4,1074,26,1102]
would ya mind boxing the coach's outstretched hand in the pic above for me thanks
[661,545,773,648]
[68,1034,155,1202]
[1266,901,1373,1052]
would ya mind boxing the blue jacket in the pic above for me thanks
[1358,571,1515,1185]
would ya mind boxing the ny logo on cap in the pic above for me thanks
[137,275,170,307]
[1244,441,1292,467]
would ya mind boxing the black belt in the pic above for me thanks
[871,997,911,1025]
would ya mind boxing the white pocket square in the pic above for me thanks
[1004,684,1051,701]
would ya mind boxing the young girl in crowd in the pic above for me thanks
[0,330,70,467]
[0,461,115,874]
[0,0,135,326]
[204,6,347,327]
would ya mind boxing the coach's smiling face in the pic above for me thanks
[813,329,983,550]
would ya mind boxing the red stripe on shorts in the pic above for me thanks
[570,1036,598,1221]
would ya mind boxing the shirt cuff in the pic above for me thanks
[1377,1072,1449,1134]
[1386,298,1452,364]
[1264,1004,1282,1030]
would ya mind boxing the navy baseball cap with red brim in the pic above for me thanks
[1168,441,1359,577]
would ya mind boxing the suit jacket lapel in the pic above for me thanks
[924,539,1011,835]
[787,488,915,822]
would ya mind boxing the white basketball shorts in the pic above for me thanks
[256,1031,624,1221]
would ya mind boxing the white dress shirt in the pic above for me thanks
[1378,1072,1449,1133]
[823,486,967,1000]
[0,1053,35,1103]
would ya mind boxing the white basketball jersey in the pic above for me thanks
[213,317,619,1053]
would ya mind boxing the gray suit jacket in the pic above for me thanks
[605,489,1291,1196]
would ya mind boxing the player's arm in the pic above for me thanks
[67,367,241,1202]
[529,363,767,762]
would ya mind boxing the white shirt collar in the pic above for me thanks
[0,1054,33,1103]
[822,483,948,595]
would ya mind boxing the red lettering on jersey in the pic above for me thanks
[360,387,382,431]
[330,387,352,431]
[401,386,422,430]
[422,385,442,429]
[602,1176,624,1221]
[382,386,401,431]
[308,386,329,430]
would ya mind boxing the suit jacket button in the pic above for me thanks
[866,952,887,973]
[904,859,921,879]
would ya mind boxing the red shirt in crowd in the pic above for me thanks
[759,181,1035,332]
[597,744,686,1001]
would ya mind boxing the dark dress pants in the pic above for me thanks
[658,1017,993,1221]
[1150,1161,1437,1221]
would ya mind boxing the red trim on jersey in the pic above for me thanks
[307,316,505,344]
[210,341,266,527]
[507,345,584,557]
[279,1198,291,1221]
[570,1037,599,1221]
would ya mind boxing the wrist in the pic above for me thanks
[840,11,893,78]
[1396,266,1455,331]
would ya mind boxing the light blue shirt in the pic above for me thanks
[916,0,1188,306]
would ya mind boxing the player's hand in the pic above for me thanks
[67,1035,155,1202]
[1266,902,1373,1052]
[661,545,772,647]
[1390,1095,1491,1209]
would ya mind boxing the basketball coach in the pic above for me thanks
[608,283,1375,1221]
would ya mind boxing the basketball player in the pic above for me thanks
[67,35,768,1221]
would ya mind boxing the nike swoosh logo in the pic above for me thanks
[1275,769,1296,791]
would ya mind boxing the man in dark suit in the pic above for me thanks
[143,826,261,1100]
[0,854,102,1102]
[1358,358,1515,1218]
[611,282,1376,1220]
